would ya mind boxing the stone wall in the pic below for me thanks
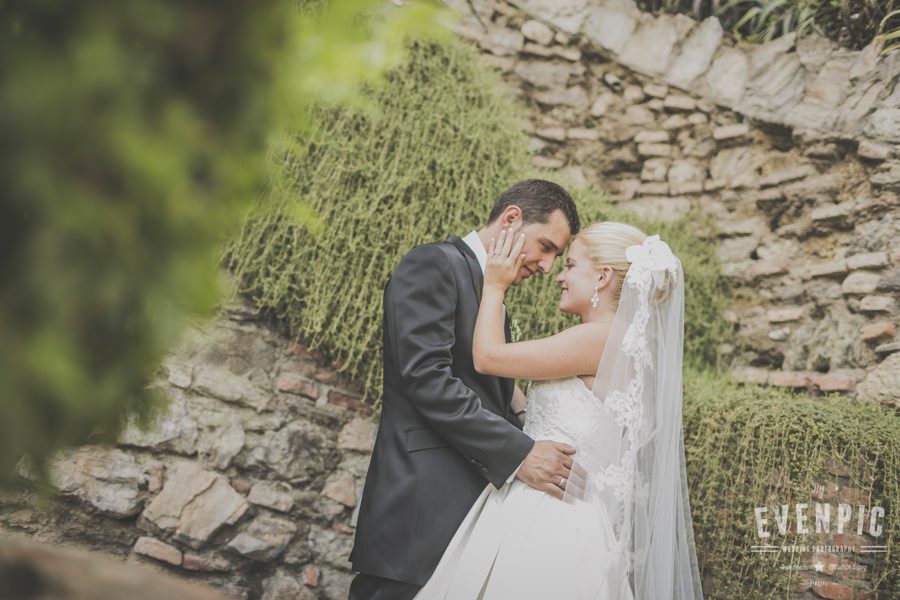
[446,0,900,406]
[451,0,900,142]
[1,295,374,600]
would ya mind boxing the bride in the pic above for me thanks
[413,221,704,600]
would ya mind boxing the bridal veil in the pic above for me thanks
[562,233,704,600]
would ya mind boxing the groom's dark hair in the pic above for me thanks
[487,179,580,235]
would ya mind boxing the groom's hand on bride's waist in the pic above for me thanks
[516,441,586,500]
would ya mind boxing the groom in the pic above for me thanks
[348,179,582,600]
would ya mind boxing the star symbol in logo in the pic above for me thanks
[813,560,825,573]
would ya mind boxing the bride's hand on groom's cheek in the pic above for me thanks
[486,227,526,292]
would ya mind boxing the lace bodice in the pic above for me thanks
[524,377,613,446]
[523,377,628,495]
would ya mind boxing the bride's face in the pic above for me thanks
[555,238,598,315]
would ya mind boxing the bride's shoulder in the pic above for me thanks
[562,320,611,339]
[560,322,612,358]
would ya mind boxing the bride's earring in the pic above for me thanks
[590,284,600,308]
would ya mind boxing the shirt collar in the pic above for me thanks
[461,230,487,274]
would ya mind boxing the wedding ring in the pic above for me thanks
[558,476,565,488]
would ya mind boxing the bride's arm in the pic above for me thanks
[474,287,607,380]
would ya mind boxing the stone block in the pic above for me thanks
[661,114,690,130]
[534,86,590,108]
[521,19,554,45]
[142,462,248,549]
[705,48,748,105]
[666,16,723,88]
[133,537,182,566]
[643,83,668,99]
[514,60,577,89]
[637,182,669,196]
[182,552,232,572]
[567,127,601,141]
[809,260,848,279]
[808,372,857,392]
[640,158,669,182]
[618,14,679,76]
[860,295,896,313]
[337,418,377,453]
[760,165,816,188]
[861,322,895,343]
[590,93,617,117]
[810,202,855,230]
[535,126,567,141]
[633,130,670,144]
[582,5,637,54]
[515,0,590,34]
[479,27,524,57]
[663,95,696,111]
[228,514,298,562]
[248,481,295,513]
[864,108,900,141]
[769,371,812,388]
[847,252,890,271]
[857,140,893,161]
[712,124,750,141]
[49,448,145,518]
[637,143,672,157]
[767,307,804,323]
[260,570,316,600]
[276,374,319,399]
[841,272,881,295]
[321,473,357,508]
[193,365,272,412]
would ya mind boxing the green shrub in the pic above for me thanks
[684,367,898,597]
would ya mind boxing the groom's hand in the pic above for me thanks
[516,441,582,500]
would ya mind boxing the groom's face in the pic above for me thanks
[508,209,572,285]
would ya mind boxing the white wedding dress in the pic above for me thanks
[413,376,636,600]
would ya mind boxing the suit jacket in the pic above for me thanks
[349,235,535,586]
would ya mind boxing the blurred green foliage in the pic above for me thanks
[0,0,448,484]
[639,0,900,50]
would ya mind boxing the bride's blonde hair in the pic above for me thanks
[574,221,676,307]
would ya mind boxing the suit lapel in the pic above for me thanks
[447,235,515,408]
[447,235,512,337]
[447,235,484,305]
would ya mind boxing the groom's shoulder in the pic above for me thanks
[395,239,461,272]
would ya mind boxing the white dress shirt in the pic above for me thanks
[461,230,524,485]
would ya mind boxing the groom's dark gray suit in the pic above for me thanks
[348,235,535,597]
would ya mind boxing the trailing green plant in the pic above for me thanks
[638,0,900,50]
[222,37,732,408]
[683,367,898,598]
[0,0,444,485]
[876,9,900,54]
